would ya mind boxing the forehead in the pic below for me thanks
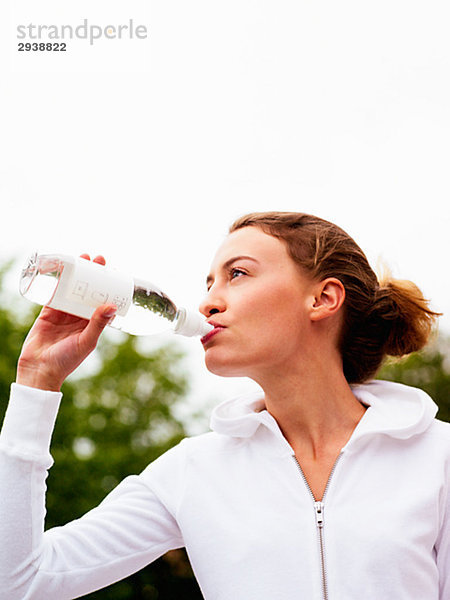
[210,226,290,270]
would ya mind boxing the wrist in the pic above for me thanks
[16,364,62,393]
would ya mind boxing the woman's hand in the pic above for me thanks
[16,255,117,392]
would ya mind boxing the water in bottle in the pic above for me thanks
[19,252,213,337]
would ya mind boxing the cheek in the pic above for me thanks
[246,286,306,327]
[250,291,310,352]
[245,303,305,357]
[239,282,291,314]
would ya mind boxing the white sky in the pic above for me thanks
[1,1,449,427]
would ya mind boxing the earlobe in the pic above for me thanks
[310,278,345,321]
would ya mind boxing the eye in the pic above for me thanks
[229,267,247,281]
[206,267,248,292]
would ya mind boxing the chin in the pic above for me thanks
[204,353,249,378]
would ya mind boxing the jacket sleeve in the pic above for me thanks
[0,384,184,600]
[436,442,450,600]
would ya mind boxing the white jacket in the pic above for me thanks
[0,380,449,599]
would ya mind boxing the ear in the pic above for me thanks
[310,278,345,322]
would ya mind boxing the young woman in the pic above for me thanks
[0,212,448,599]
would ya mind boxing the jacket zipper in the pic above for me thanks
[293,453,343,600]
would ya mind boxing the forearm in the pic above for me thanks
[0,384,61,598]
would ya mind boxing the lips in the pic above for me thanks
[201,322,226,345]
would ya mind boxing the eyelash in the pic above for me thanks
[229,267,247,281]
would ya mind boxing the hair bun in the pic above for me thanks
[371,277,440,357]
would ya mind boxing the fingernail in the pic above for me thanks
[103,306,117,318]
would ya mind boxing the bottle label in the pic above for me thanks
[48,258,134,320]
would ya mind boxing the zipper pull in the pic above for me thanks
[314,501,324,528]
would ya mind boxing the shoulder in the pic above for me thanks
[137,431,244,509]
[184,430,247,453]
[426,417,450,447]
[142,431,243,477]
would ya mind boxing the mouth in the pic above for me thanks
[201,323,226,345]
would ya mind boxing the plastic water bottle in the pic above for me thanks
[19,252,213,338]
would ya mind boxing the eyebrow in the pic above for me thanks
[206,255,259,286]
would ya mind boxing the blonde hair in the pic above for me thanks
[230,211,441,384]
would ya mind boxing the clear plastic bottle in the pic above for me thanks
[19,252,213,338]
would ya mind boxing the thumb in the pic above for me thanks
[80,304,117,352]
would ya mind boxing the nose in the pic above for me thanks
[199,286,226,318]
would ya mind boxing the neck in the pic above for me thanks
[254,355,366,460]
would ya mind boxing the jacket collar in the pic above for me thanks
[210,380,438,449]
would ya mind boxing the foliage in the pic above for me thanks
[378,337,450,422]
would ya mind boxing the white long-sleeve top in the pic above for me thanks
[0,380,449,599]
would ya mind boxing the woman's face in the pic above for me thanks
[199,226,318,381]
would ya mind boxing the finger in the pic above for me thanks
[39,305,80,324]
[79,304,117,352]
[93,255,106,266]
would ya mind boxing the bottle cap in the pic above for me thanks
[174,308,214,337]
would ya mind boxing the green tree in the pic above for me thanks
[378,337,450,422]
[0,264,203,599]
